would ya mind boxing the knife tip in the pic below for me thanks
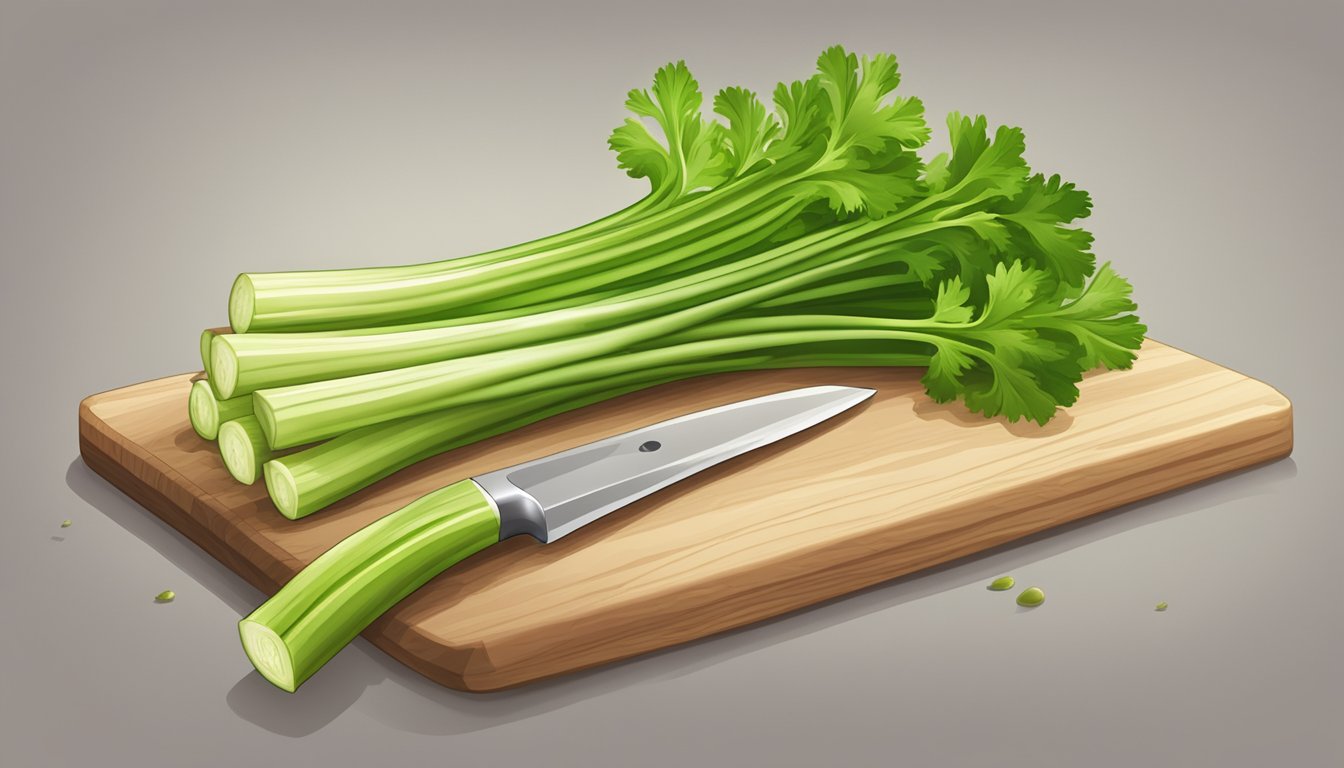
[828,384,877,400]
[802,384,877,408]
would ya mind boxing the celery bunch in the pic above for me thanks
[193,46,1144,517]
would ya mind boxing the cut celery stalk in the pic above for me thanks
[229,180,796,332]
[239,480,500,692]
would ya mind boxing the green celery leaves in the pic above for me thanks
[919,262,1145,424]
[713,87,780,178]
[608,61,729,198]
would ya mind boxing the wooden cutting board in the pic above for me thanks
[78,340,1292,691]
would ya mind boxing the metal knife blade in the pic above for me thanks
[473,385,874,543]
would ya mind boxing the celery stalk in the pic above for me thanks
[239,479,500,692]
[230,181,798,332]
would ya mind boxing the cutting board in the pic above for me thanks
[78,340,1292,691]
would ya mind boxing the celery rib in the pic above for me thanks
[231,174,789,332]
[240,480,499,691]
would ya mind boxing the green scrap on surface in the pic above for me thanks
[1016,587,1046,607]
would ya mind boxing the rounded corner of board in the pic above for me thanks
[1248,378,1294,434]
[77,391,106,417]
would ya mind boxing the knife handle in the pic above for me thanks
[240,479,500,692]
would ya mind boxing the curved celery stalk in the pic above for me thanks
[188,379,252,441]
[225,100,708,335]
[230,178,794,332]
[240,479,499,692]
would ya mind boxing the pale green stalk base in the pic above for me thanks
[239,479,499,692]
[188,380,253,441]
[219,415,271,485]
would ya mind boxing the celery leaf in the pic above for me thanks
[714,86,780,178]
[608,61,729,197]
[916,261,1143,424]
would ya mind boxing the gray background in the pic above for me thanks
[2,0,1340,765]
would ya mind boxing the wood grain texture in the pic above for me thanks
[78,340,1292,691]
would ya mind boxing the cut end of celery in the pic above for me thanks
[210,336,240,399]
[253,393,279,449]
[239,619,297,693]
[229,274,255,334]
[265,460,300,519]
[199,328,217,378]
[219,420,259,484]
[188,380,220,440]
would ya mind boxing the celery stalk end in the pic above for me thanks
[219,415,270,485]
[211,336,240,399]
[239,619,296,692]
[188,380,221,440]
[265,459,300,519]
[229,274,255,334]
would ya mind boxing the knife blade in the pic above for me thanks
[478,384,875,543]
[240,385,873,691]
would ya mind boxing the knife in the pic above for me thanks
[239,385,874,691]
